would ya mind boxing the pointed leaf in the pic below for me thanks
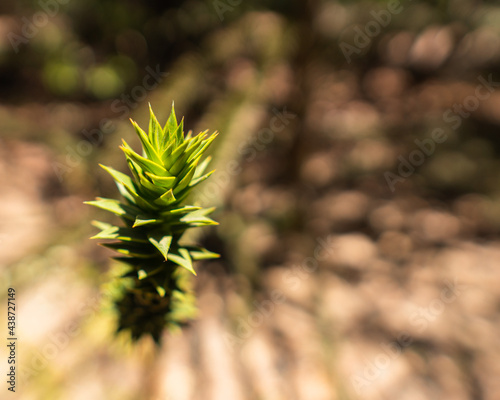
[187,132,218,164]
[121,143,169,176]
[174,162,198,194]
[90,225,119,240]
[165,205,202,215]
[99,165,147,209]
[84,198,138,220]
[133,215,162,227]
[189,169,215,188]
[164,102,178,137]
[91,224,149,243]
[116,182,135,204]
[125,156,142,183]
[91,220,113,230]
[164,139,190,169]
[138,172,163,195]
[163,117,184,149]
[178,207,218,226]
[148,103,162,149]
[130,118,162,163]
[194,156,212,178]
[101,242,156,258]
[153,188,176,206]
[169,151,192,176]
[144,172,176,189]
[184,246,220,260]
[183,131,206,159]
[168,251,196,275]
[148,233,172,260]
[100,164,137,195]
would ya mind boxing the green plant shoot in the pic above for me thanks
[85,103,219,343]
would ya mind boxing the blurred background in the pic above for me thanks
[1,0,500,399]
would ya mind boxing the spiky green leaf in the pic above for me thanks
[148,233,173,260]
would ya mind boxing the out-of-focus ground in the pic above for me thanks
[1,1,500,399]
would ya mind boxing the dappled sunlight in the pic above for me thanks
[1,0,500,399]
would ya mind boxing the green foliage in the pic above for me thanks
[85,103,219,343]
